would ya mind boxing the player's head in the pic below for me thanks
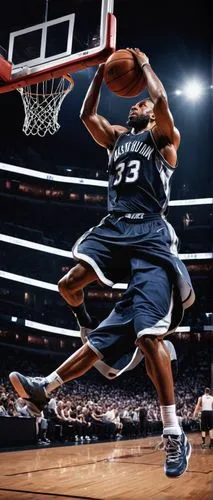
[205,387,211,394]
[127,98,155,130]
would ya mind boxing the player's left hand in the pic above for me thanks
[126,48,149,68]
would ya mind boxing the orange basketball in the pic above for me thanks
[104,49,146,98]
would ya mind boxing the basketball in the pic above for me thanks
[104,49,146,98]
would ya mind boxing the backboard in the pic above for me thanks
[0,0,116,93]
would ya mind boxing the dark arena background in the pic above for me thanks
[0,1,213,499]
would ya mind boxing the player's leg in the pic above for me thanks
[9,309,138,417]
[138,338,191,478]
[201,430,206,448]
[139,337,176,408]
[131,262,191,478]
[9,343,99,416]
[200,411,209,447]
[58,215,129,329]
[9,217,131,416]
[58,261,98,328]
[10,262,100,412]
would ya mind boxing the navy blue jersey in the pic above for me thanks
[108,130,175,214]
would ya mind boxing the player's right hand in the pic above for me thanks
[126,48,149,68]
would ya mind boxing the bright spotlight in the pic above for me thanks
[175,89,182,95]
[183,80,204,100]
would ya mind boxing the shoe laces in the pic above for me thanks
[30,376,44,383]
[165,435,182,463]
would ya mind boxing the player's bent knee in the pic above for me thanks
[58,265,86,294]
[58,276,65,293]
[58,272,77,294]
[58,275,69,294]
[138,334,159,354]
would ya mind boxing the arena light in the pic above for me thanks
[1,251,213,294]
[0,163,213,207]
[183,80,204,100]
[0,234,71,258]
[174,89,182,96]
[1,312,212,338]
[0,270,58,291]
[25,319,81,338]
[0,162,108,187]
[168,198,213,206]
[1,235,213,262]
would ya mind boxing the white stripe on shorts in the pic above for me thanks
[72,215,113,287]
[137,291,174,338]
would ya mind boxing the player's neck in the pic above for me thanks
[131,122,155,135]
[131,123,154,135]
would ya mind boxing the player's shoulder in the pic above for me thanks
[152,124,181,150]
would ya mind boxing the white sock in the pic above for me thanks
[160,405,182,436]
[44,371,63,394]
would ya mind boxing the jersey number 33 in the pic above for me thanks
[113,160,141,186]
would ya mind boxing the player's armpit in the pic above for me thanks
[81,113,127,149]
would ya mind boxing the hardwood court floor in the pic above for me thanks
[0,433,212,500]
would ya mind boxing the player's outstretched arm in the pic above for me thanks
[80,64,127,149]
[127,48,180,160]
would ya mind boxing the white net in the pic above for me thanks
[17,76,74,137]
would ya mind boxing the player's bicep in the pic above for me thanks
[81,113,117,149]
[154,95,180,149]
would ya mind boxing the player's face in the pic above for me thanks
[127,100,154,129]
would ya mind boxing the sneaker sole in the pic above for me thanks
[9,372,29,399]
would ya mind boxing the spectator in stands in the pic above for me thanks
[105,403,123,438]
[0,396,9,416]
[36,411,51,445]
[15,397,31,417]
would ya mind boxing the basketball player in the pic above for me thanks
[193,387,213,448]
[9,48,195,478]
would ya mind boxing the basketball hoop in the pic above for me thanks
[17,75,74,137]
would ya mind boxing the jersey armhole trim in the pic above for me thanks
[150,130,178,171]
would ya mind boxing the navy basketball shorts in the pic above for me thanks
[86,261,173,364]
[72,212,178,286]
[72,213,194,374]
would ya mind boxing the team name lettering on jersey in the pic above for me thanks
[114,140,154,162]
